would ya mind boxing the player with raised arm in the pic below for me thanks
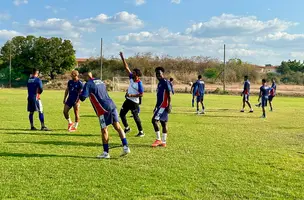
[63,70,83,132]
[27,68,49,131]
[240,76,253,113]
[269,79,277,111]
[258,79,270,118]
[191,75,205,114]
[79,70,130,159]
[119,52,144,137]
[151,67,172,148]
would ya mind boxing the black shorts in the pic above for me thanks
[121,99,140,114]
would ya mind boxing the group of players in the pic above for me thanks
[26,52,173,159]
[26,53,277,159]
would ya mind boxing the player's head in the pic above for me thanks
[169,77,174,82]
[32,68,39,77]
[132,68,142,79]
[198,75,202,80]
[155,67,165,81]
[262,79,266,84]
[244,75,248,81]
[71,70,79,80]
[81,69,93,81]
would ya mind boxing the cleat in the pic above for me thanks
[152,140,162,147]
[97,152,110,159]
[161,143,167,147]
[200,110,205,114]
[260,115,266,118]
[124,127,131,134]
[249,110,254,113]
[69,127,77,132]
[68,123,74,131]
[30,127,38,131]
[196,111,200,115]
[255,104,261,107]
[240,109,245,112]
[135,132,145,137]
[41,126,50,131]
[120,146,130,156]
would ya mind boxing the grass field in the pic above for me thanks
[0,89,303,200]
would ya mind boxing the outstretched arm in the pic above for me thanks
[119,52,131,75]
[79,83,90,102]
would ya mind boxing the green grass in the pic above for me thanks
[0,89,303,200]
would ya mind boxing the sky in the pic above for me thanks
[1,0,304,65]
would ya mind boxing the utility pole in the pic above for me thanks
[223,44,226,92]
[100,38,103,80]
[9,40,12,88]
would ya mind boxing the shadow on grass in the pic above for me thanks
[202,115,251,118]
[0,152,95,159]
[1,132,98,137]
[80,115,96,118]
[279,126,303,130]
[0,128,66,131]
[7,140,101,147]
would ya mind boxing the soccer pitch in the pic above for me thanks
[0,89,303,199]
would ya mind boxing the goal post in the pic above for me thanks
[112,76,157,93]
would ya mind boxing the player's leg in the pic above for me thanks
[241,95,246,112]
[119,100,131,133]
[131,103,144,137]
[160,121,168,147]
[151,117,162,147]
[28,99,37,130]
[97,126,110,159]
[37,100,48,130]
[63,104,73,130]
[200,97,205,114]
[269,96,273,111]
[192,95,195,107]
[70,102,80,131]
[29,112,36,130]
[196,96,201,114]
[245,95,253,112]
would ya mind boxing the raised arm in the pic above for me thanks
[119,52,131,75]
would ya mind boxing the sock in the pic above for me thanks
[121,138,128,146]
[67,118,72,124]
[155,131,161,140]
[74,122,79,128]
[103,144,109,153]
[125,126,130,130]
[29,113,34,127]
[162,133,167,144]
[39,112,45,125]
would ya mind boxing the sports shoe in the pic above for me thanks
[161,143,167,147]
[249,109,254,113]
[120,146,130,156]
[97,152,110,159]
[68,123,74,131]
[260,115,266,118]
[196,111,200,115]
[255,103,261,107]
[200,110,205,114]
[124,127,131,134]
[30,127,38,131]
[69,126,77,132]
[41,126,50,131]
[240,109,245,112]
[152,140,162,147]
[135,132,145,137]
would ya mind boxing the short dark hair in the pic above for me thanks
[244,75,248,79]
[155,67,165,73]
[133,68,142,77]
[32,68,38,74]
[198,75,202,79]
[262,79,266,83]
[169,77,174,82]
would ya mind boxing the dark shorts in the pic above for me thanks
[121,99,140,114]
[65,97,79,108]
[27,99,43,112]
[243,94,249,102]
[98,108,119,128]
[268,95,275,102]
[261,97,268,107]
[153,107,169,122]
[196,95,204,102]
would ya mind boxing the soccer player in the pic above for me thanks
[79,70,130,159]
[151,67,172,147]
[240,76,253,113]
[191,75,205,114]
[258,79,270,118]
[119,52,144,137]
[63,70,83,132]
[169,78,175,95]
[269,79,277,111]
[27,68,49,131]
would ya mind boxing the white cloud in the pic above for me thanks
[45,5,66,14]
[290,52,304,58]
[186,13,296,38]
[171,0,181,4]
[256,32,304,49]
[0,30,23,40]
[135,0,145,6]
[13,0,28,6]
[0,13,10,21]
[79,11,144,29]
